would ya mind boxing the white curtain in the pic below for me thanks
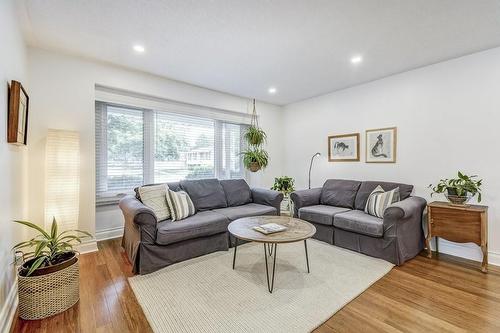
[45,129,80,231]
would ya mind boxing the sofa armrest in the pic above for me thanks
[251,188,284,214]
[384,196,427,222]
[290,188,322,217]
[119,195,158,243]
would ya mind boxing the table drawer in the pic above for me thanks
[430,207,481,244]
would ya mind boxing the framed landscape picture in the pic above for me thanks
[366,127,397,163]
[328,133,360,162]
[8,80,29,145]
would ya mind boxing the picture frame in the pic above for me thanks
[365,127,397,163]
[8,80,29,145]
[328,133,360,162]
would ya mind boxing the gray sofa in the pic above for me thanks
[290,179,426,265]
[119,178,283,274]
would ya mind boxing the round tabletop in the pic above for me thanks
[228,216,316,244]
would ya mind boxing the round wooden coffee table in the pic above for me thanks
[228,216,316,293]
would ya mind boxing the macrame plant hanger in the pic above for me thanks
[250,99,259,129]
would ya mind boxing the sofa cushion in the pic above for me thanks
[166,189,195,221]
[156,211,230,245]
[355,181,413,211]
[220,179,252,207]
[137,184,170,221]
[365,186,400,218]
[298,205,351,226]
[320,179,362,209]
[333,210,384,237]
[134,181,182,200]
[213,203,276,221]
[180,179,227,211]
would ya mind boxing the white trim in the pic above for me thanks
[0,282,18,333]
[95,84,253,124]
[434,239,500,267]
[95,226,124,241]
[75,240,99,254]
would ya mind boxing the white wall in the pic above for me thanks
[0,1,28,330]
[283,47,500,265]
[27,48,283,241]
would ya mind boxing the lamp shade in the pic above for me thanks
[45,129,80,231]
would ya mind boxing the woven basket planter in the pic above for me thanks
[249,162,261,172]
[18,257,80,320]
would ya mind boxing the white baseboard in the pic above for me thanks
[75,240,99,254]
[433,239,500,267]
[95,226,124,241]
[0,282,18,333]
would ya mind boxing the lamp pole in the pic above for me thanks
[308,152,321,189]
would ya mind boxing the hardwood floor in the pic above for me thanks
[11,238,500,333]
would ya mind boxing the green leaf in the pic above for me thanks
[33,240,49,258]
[50,217,58,240]
[57,235,83,243]
[13,220,50,239]
[26,256,48,276]
[12,240,37,250]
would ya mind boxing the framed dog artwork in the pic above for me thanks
[328,133,360,162]
[365,127,397,163]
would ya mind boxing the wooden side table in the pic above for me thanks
[426,201,488,272]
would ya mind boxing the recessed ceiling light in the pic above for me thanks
[268,87,277,94]
[350,55,363,64]
[133,44,145,53]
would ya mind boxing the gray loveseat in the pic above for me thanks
[119,178,283,274]
[290,179,426,265]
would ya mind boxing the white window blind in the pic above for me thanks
[95,101,247,203]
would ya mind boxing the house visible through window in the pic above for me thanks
[95,101,247,202]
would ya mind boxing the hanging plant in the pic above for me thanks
[243,99,269,172]
[244,125,267,146]
[242,148,269,172]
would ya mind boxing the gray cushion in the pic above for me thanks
[180,179,227,211]
[155,211,230,245]
[333,210,384,237]
[298,205,351,226]
[354,181,413,211]
[320,179,362,209]
[220,179,252,207]
[213,203,276,221]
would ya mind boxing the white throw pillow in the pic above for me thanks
[137,184,171,221]
[364,185,400,218]
[166,189,196,221]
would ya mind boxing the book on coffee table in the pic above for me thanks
[252,223,287,235]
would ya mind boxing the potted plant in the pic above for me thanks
[243,99,269,172]
[429,171,482,205]
[242,148,269,172]
[244,125,267,146]
[271,176,295,214]
[13,218,92,320]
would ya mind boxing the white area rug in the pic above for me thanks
[129,240,393,333]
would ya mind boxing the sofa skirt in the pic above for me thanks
[309,222,334,245]
[131,232,229,275]
[333,227,421,265]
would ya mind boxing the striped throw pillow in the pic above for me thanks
[138,184,170,221]
[364,185,400,218]
[166,189,196,221]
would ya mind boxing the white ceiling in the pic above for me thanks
[18,0,500,105]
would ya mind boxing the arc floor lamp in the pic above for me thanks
[308,152,321,189]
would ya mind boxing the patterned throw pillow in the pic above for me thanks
[166,189,196,221]
[364,185,400,218]
[137,184,170,221]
